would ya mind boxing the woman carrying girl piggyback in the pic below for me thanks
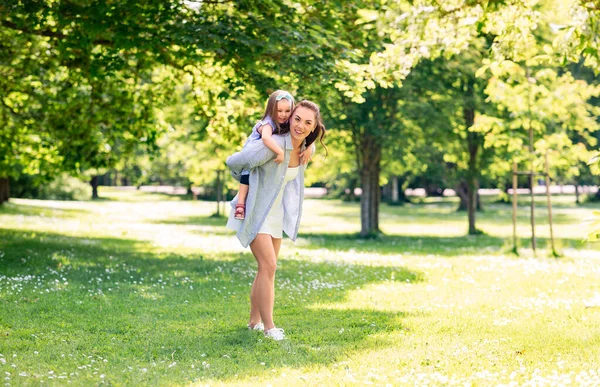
[226,99,326,341]
[234,90,312,220]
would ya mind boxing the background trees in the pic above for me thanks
[0,0,366,201]
[2,0,599,238]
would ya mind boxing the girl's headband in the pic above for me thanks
[275,93,294,103]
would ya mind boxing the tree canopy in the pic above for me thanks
[1,0,599,238]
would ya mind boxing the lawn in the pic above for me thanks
[1,190,599,386]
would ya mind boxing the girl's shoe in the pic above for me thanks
[248,322,264,331]
[234,204,245,220]
[264,327,285,341]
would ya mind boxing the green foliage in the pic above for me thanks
[1,0,367,193]
[2,0,600,240]
[37,173,92,201]
[484,61,600,180]
[586,211,600,241]
[10,173,90,201]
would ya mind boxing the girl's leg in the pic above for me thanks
[235,183,249,219]
[238,183,249,205]
[249,234,280,331]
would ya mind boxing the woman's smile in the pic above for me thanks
[290,106,316,140]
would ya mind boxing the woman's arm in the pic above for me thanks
[226,135,286,181]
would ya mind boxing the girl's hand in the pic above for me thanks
[274,150,285,164]
[300,147,313,165]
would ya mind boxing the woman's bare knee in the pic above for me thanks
[251,234,278,276]
[258,259,277,276]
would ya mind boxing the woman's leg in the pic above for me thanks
[272,237,282,257]
[248,274,261,327]
[249,233,281,331]
[248,236,283,327]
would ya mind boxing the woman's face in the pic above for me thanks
[290,106,317,141]
[276,100,292,124]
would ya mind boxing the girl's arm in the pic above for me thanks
[258,124,284,164]
[226,135,286,181]
[299,143,315,165]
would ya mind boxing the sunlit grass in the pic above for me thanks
[1,194,599,386]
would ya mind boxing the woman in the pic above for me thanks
[226,100,326,341]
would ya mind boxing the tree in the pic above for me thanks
[400,52,495,234]
[331,0,600,237]
[1,0,369,202]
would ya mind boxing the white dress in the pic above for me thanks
[258,166,299,238]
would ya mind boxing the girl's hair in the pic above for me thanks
[262,90,295,135]
[294,100,328,156]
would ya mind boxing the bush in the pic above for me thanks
[12,173,91,201]
[41,174,91,200]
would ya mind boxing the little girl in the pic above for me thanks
[234,90,312,220]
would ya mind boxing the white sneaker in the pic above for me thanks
[264,327,285,341]
[248,322,264,331]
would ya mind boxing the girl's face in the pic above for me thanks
[290,106,317,141]
[276,100,292,124]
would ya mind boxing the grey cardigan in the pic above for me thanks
[225,134,313,248]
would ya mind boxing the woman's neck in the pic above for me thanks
[291,137,304,150]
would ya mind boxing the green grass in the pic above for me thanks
[1,194,600,386]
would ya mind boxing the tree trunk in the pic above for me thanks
[456,181,469,211]
[457,183,482,212]
[390,175,408,203]
[463,76,481,235]
[575,184,580,204]
[391,175,399,203]
[359,136,381,237]
[466,131,479,235]
[0,177,9,205]
[90,175,100,200]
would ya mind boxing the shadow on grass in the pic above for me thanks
[297,232,508,256]
[378,202,588,225]
[148,211,594,255]
[0,201,90,218]
[99,189,203,202]
[297,232,595,256]
[0,228,418,384]
[151,214,229,227]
